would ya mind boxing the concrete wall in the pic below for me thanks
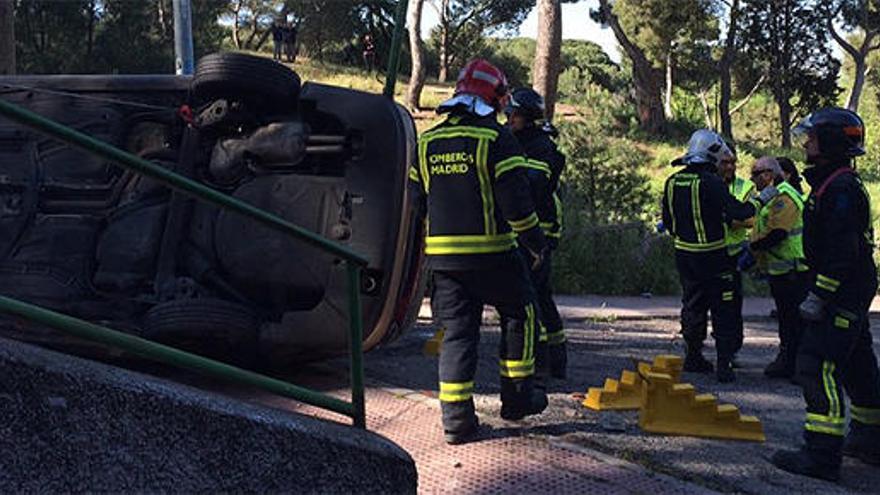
[0,337,416,493]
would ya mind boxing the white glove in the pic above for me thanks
[757,185,779,205]
[799,292,826,322]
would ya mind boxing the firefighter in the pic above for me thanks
[409,59,549,445]
[662,129,778,383]
[718,144,755,363]
[747,156,808,379]
[505,87,568,379]
[772,108,880,481]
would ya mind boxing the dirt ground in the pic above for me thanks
[362,313,880,494]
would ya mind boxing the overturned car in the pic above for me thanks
[0,52,425,367]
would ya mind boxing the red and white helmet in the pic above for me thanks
[454,59,509,111]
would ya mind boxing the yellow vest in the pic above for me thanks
[725,176,756,256]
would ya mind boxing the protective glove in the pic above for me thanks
[737,249,756,272]
[526,246,550,272]
[656,220,666,234]
[756,185,780,205]
[798,292,826,322]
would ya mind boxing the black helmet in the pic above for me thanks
[793,107,866,159]
[505,88,545,121]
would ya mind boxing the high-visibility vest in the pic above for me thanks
[755,181,807,275]
[725,176,756,256]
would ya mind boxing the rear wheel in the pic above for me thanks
[142,297,259,365]
[191,52,301,111]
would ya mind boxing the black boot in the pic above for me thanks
[716,357,735,383]
[843,422,880,466]
[442,399,481,445]
[771,447,840,482]
[445,415,480,445]
[549,342,567,379]
[683,344,714,373]
[500,377,548,421]
[764,350,795,379]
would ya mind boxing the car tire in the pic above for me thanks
[191,52,301,111]
[142,298,259,364]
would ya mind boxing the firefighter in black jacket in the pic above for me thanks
[772,108,880,482]
[505,88,568,379]
[409,59,549,445]
[662,129,777,383]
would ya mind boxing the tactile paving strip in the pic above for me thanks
[269,387,715,494]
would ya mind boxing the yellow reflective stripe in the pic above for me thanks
[409,166,420,183]
[834,316,850,329]
[538,319,548,343]
[547,330,566,345]
[666,177,677,234]
[524,159,551,176]
[473,137,495,235]
[851,405,880,425]
[822,361,841,420]
[691,179,707,244]
[425,234,517,255]
[439,381,475,402]
[805,423,846,436]
[674,238,726,252]
[421,125,499,142]
[509,213,539,232]
[722,291,734,301]
[805,412,845,436]
[817,274,840,292]
[495,156,527,178]
[524,304,536,361]
[418,139,430,191]
[499,358,535,378]
[778,182,804,210]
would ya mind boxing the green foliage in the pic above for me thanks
[558,39,626,97]
[14,0,226,74]
[739,0,842,146]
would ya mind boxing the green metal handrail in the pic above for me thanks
[0,97,367,428]
[383,0,410,98]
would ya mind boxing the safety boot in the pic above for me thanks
[444,416,480,445]
[764,351,795,379]
[683,345,714,373]
[771,447,841,482]
[843,422,880,466]
[500,377,548,421]
[716,357,735,383]
[442,399,480,445]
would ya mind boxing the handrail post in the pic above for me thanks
[347,261,366,428]
[383,0,410,98]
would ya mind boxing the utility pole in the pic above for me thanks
[173,0,195,75]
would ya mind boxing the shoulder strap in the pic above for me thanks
[815,167,854,200]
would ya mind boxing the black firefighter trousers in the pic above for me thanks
[768,270,809,366]
[676,250,741,360]
[797,297,880,461]
[432,257,540,433]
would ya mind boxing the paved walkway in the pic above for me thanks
[266,386,715,494]
[421,294,880,321]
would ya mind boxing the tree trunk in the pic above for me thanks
[532,0,562,120]
[777,90,792,149]
[598,0,665,134]
[718,0,739,140]
[231,2,242,50]
[405,0,427,111]
[664,49,674,119]
[0,0,15,75]
[848,57,867,111]
[438,21,449,82]
[698,89,713,128]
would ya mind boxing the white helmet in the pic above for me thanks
[672,129,733,167]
